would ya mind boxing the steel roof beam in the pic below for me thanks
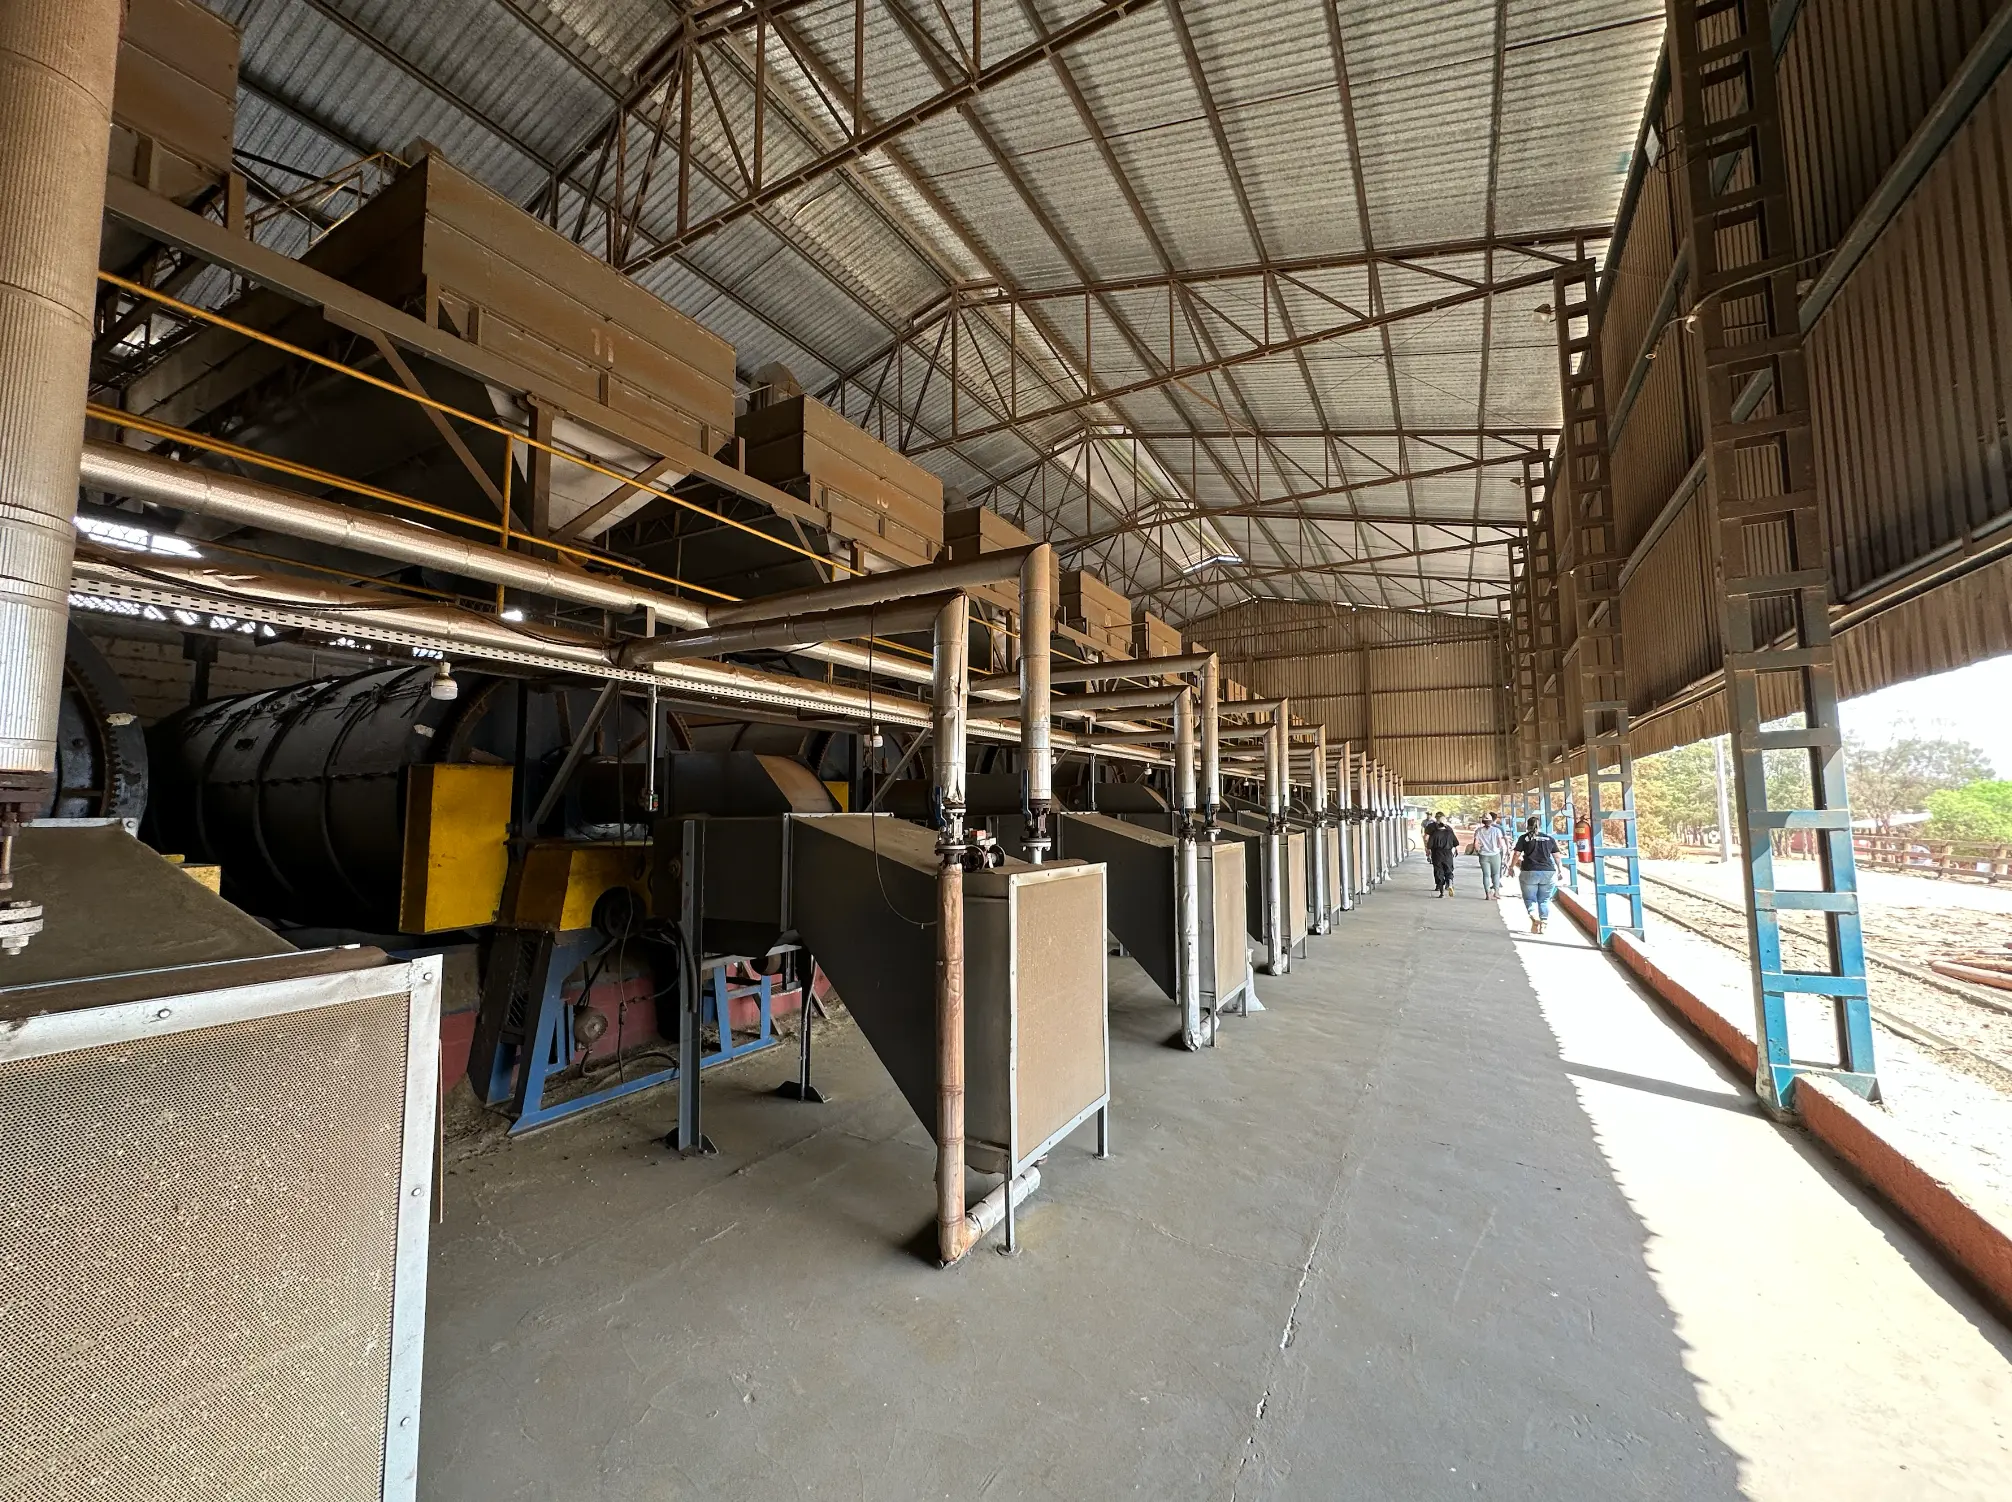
[1014,0,1354,605]
[901,267,1556,455]
[1319,6,1427,603]
[868,0,1264,602]
[618,0,1163,270]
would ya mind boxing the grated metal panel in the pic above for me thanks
[0,991,412,1501]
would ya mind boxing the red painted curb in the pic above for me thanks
[1552,884,2012,1321]
[1798,1078,2012,1318]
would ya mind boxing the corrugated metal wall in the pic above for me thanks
[1591,0,2012,760]
[1185,603,1506,791]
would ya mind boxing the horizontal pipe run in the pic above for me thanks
[81,437,711,629]
[971,651,1216,694]
[707,545,1037,625]
[73,552,1173,771]
[78,439,947,690]
[1075,729,1178,746]
[961,1167,1041,1245]
[621,593,960,664]
[988,686,1184,718]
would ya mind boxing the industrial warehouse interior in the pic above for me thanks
[3,0,2012,1497]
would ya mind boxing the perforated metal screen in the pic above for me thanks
[0,991,413,1501]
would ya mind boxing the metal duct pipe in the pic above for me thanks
[1336,741,1355,912]
[0,0,121,869]
[1200,653,1220,830]
[1174,685,1205,1050]
[1262,702,1288,976]
[77,440,947,691]
[1073,729,1175,747]
[988,686,1181,718]
[74,551,947,740]
[932,594,983,1266]
[972,651,1217,693]
[621,593,956,664]
[1360,756,1376,900]
[74,549,618,666]
[1310,726,1330,934]
[1369,763,1382,885]
[932,596,969,821]
[1173,688,1197,818]
[81,439,711,629]
[1380,766,1393,882]
[1020,544,1053,862]
[708,545,1034,624]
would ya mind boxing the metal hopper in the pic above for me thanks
[788,815,1109,1178]
[1093,811,1253,1025]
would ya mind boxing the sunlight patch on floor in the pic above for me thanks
[1496,896,2012,1501]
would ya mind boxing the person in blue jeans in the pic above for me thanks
[1471,811,1512,900]
[1510,815,1560,934]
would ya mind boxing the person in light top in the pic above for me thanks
[1471,811,1513,901]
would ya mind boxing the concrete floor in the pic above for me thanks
[421,858,2012,1500]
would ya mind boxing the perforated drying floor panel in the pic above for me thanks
[0,992,411,1501]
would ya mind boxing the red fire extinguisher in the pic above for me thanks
[1574,817,1593,865]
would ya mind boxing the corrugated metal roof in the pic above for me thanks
[188,0,1661,623]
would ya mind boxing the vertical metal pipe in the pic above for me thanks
[644,685,661,813]
[1339,747,1355,908]
[1174,685,1203,1048]
[933,594,972,1265]
[1310,726,1330,933]
[1019,543,1052,862]
[1262,702,1288,975]
[0,0,121,853]
[935,843,966,1264]
[1200,653,1220,830]
[1372,761,1383,884]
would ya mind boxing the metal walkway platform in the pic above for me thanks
[421,858,2012,1500]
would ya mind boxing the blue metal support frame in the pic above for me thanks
[1665,0,1874,1111]
[480,930,781,1134]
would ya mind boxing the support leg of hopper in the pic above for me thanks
[774,949,826,1103]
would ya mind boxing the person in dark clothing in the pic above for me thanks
[1510,815,1562,933]
[1425,810,1459,897]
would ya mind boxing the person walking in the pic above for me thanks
[1472,811,1512,901]
[1425,810,1459,897]
[1509,814,1561,933]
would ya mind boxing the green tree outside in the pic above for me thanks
[1926,781,2012,843]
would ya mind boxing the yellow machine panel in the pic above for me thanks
[400,763,514,933]
[503,841,650,932]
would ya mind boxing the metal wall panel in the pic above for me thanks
[1808,68,2012,599]
[1779,0,2001,259]
[1619,493,1719,716]
[1368,686,1499,737]
[1595,3,2012,757]
[1187,602,1505,789]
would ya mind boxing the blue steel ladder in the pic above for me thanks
[1666,0,1874,1110]
[1553,261,1640,939]
[1521,449,1580,896]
